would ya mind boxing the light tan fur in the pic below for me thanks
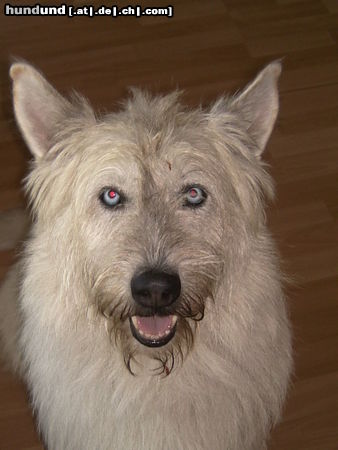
[0,61,292,450]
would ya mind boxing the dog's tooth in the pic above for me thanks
[131,315,177,342]
[132,316,147,336]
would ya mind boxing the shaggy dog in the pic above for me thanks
[0,61,292,450]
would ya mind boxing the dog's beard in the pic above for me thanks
[95,283,212,376]
[89,249,222,376]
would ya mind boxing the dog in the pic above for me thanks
[0,61,292,450]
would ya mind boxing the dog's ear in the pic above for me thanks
[231,61,281,156]
[10,62,93,159]
[10,62,70,159]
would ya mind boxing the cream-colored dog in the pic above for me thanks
[0,61,292,450]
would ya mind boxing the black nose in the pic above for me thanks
[131,270,181,309]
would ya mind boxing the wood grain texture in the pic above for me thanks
[0,1,337,449]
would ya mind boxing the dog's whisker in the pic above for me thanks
[124,353,136,376]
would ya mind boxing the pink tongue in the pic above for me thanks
[136,315,172,336]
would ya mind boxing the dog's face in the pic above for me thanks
[10,62,280,373]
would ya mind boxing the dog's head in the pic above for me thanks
[10,61,280,374]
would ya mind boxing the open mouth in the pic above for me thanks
[130,315,177,347]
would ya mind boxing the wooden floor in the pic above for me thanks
[0,1,337,449]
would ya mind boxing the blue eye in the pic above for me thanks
[185,186,206,206]
[100,188,122,207]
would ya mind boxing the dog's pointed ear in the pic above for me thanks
[231,61,281,156]
[10,62,73,159]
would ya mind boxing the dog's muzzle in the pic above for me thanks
[130,270,181,347]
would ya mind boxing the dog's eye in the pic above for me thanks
[184,186,206,206]
[100,188,122,208]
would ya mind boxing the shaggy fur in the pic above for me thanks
[0,61,292,450]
